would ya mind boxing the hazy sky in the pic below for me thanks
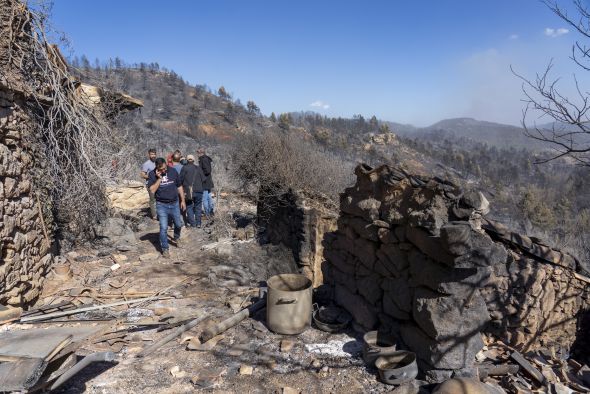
[50,0,589,127]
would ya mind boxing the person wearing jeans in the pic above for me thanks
[147,157,186,257]
[156,201,183,251]
[180,155,206,228]
[198,147,215,219]
[186,191,204,227]
[202,189,214,218]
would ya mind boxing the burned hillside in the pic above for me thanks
[1,0,590,393]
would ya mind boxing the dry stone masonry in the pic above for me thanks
[320,164,590,382]
[258,190,337,288]
[1,5,55,305]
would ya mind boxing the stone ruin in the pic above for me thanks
[1,5,55,305]
[259,163,590,382]
[0,0,142,306]
[258,190,337,288]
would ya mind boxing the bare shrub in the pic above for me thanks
[2,0,135,243]
[230,129,355,203]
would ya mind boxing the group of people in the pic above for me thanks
[140,147,215,257]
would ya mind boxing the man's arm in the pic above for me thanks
[148,171,160,194]
[149,178,160,194]
[178,185,186,210]
[140,171,149,180]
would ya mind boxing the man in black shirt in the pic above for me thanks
[197,147,215,219]
[180,154,206,228]
[147,158,186,257]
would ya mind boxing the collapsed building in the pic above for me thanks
[260,163,590,382]
[0,0,142,306]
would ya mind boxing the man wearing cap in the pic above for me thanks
[140,148,157,220]
[179,155,206,228]
[147,157,186,257]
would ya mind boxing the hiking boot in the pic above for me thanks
[162,249,170,258]
[174,238,182,247]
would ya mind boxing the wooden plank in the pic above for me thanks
[510,351,546,385]
[0,326,102,359]
[21,301,76,317]
[20,296,163,323]
[0,358,47,391]
[0,305,22,324]
[44,335,73,361]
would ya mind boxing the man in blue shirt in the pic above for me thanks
[147,157,186,257]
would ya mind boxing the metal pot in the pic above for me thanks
[266,274,312,335]
[312,305,351,333]
[362,330,398,366]
[375,351,418,385]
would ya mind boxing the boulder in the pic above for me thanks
[106,182,149,211]
[324,249,355,274]
[346,216,379,241]
[353,236,377,269]
[440,222,472,256]
[358,274,383,305]
[381,278,412,312]
[432,378,502,394]
[334,284,377,330]
[406,227,455,265]
[378,227,399,244]
[377,244,409,272]
[412,287,490,340]
[94,217,137,249]
[408,250,491,295]
[383,291,411,320]
[460,190,490,215]
[401,322,484,370]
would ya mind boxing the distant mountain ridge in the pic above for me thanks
[391,117,549,151]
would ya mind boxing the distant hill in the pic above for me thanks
[397,117,549,151]
[73,59,589,263]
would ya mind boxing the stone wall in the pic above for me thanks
[0,0,55,306]
[257,190,337,287]
[322,164,590,382]
[0,83,54,306]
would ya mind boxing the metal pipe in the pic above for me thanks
[49,352,116,391]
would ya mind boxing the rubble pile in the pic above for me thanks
[322,163,590,382]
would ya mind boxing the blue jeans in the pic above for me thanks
[156,201,182,250]
[203,189,215,217]
[186,191,203,227]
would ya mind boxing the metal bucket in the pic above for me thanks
[266,274,312,335]
[362,331,398,366]
[375,351,418,385]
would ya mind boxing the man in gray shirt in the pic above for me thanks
[140,148,157,219]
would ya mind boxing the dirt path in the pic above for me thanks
[21,199,396,393]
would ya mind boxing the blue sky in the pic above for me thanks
[49,0,587,126]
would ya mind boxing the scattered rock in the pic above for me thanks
[282,387,300,394]
[239,364,253,375]
[139,252,159,262]
[153,307,174,316]
[112,254,128,263]
[280,339,295,353]
[432,378,495,394]
[187,335,224,351]
[170,365,187,378]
